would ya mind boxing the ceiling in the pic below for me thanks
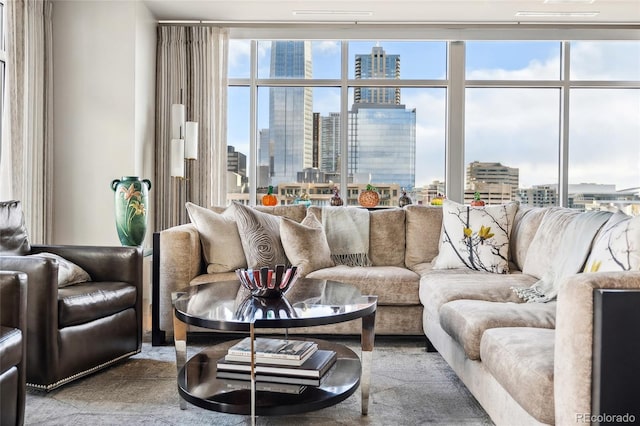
[142,0,640,25]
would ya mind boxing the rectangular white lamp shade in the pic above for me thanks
[184,121,198,160]
[171,104,186,139]
[170,138,185,177]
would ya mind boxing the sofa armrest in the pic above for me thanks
[554,271,640,425]
[158,223,203,336]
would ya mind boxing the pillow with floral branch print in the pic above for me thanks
[584,211,640,272]
[433,199,519,274]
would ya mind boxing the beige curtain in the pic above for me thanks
[0,0,53,244]
[155,26,228,231]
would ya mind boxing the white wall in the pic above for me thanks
[52,1,156,246]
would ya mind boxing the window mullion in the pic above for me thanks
[446,41,465,203]
[340,40,349,200]
[249,40,258,206]
[559,41,571,208]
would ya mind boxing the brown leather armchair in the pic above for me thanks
[0,201,143,391]
[0,271,28,426]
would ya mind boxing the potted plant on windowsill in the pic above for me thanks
[470,191,485,207]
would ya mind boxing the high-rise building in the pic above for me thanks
[348,104,416,189]
[466,161,519,188]
[268,41,313,185]
[227,145,246,177]
[347,46,416,189]
[319,112,341,174]
[354,45,401,105]
[466,161,519,199]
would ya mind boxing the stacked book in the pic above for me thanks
[216,337,337,391]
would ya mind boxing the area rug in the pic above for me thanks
[24,337,494,425]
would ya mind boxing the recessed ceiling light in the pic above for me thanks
[292,10,374,16]
[543,0,595,3]
[516,11,600,17]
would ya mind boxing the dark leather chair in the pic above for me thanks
[0,201,143,391]
[0,271,28,426]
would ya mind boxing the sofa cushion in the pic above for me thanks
[310,206,407,267]
[480,327,555,425]
[306,265,420,305]
[509,206,548,271]
[433,200,518,274]
[254,204,307,223]
[190,271,238,286]
[0,200,30,255]
[186,202,247,273]
[231,202,288,269]
[419,267,535,322]
[585,211,640,272]
[28,252,92,287]
[369,208,406,267]
[404,205,443,268]
[439,299,556,360]
[280,212,334,277]
[58,281,137,327]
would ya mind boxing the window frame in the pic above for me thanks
[227,26,640,206]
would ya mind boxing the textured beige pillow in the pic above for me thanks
[434,200,518,274]
[29,252,91,287]
[231,202,289,269]
[521,208,580,279]
[585,211,640,272]
[280,212,334,277]
[185,202,247,273]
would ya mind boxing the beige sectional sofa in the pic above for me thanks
[154,201,640,425]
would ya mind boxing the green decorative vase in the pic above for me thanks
[111,176,152,246]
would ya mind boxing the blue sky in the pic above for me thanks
[228,40,640,191]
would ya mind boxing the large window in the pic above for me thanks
[227,36,640,214]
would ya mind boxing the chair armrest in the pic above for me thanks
[0,256,60,381]
[158,223,202,334]
[0,271,28,332]
[31,244,143,287]
[554,271,640,425]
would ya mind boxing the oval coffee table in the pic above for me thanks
[172,278,377,420]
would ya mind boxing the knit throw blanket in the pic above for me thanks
[321,207,371,267]
[512,210,611,303]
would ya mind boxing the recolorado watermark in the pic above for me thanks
[576,413,636,423]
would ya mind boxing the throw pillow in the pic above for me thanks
[0,200,31,255]
[433,199,518,274]
[230,202,289,269]
[584,211,640,272]
[280,211,334,277]
[29,252,92,287]
[185,202,247,273]
[513,209,612,302]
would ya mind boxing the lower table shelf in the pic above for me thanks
[178,339,361,416]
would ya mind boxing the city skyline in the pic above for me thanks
[228,40,640,192]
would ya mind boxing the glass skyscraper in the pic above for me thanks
[268,41,313,185]
[349,46,416,189]
[348,104,416,189]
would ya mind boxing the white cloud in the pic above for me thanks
[313,41,340,55]
[461,45,639,190]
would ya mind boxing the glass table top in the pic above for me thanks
[173,278,378,332]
